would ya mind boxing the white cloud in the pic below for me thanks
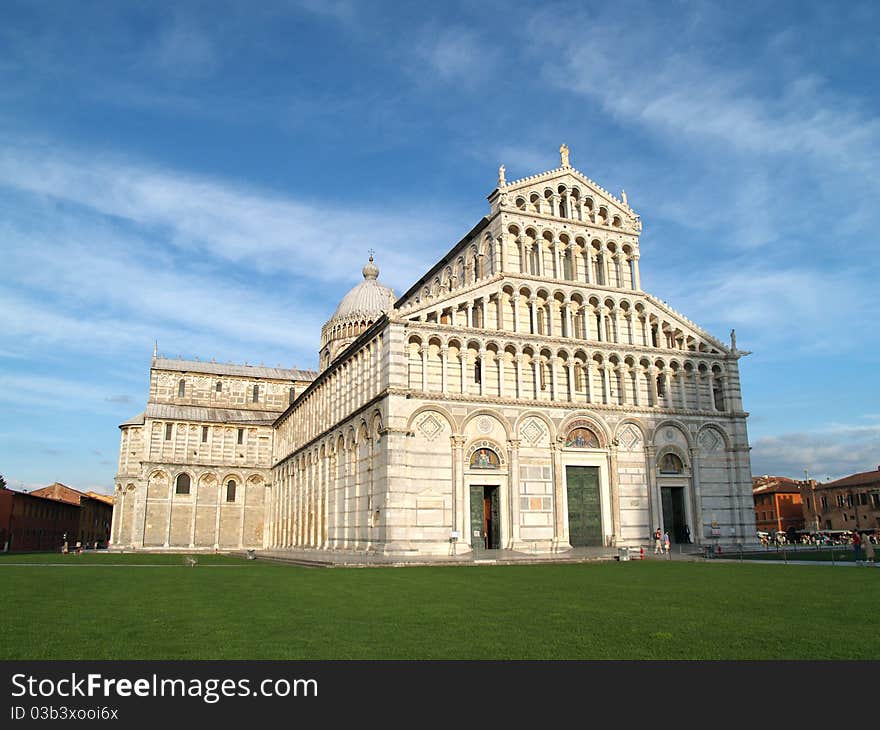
[751,423,880,481]
[414,28,497,86]
[0,140,458,290]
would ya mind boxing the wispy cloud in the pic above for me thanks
[414,27,498,86]
[0,140,455,289]
[751,422,880,481]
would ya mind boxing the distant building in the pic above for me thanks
[800,468,880,533]
[752,476,804,535]
[0,483,114,552]
[30,483,114,547]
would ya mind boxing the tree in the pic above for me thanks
[0,474,6,490]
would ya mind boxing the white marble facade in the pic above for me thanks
[113,148,757,555]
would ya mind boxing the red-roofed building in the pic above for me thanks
[800,467,880,533]
[752,476,804,534]
[0,483,114,552]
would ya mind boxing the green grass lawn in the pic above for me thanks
[2,553,878,660]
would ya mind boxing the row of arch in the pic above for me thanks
[405,334,733,411]
[511,183,628,228]
[412,284,718,353]
[403,405,733,454]
[268,409,386,550]
[404,227,642,309]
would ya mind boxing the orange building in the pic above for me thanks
[752,476,804,535]
[0,483,114,552]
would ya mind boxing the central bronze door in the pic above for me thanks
[566,466,602,546]
[470,485,500,553]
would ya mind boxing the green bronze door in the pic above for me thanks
[566,466,602,546]
[470,485,501,553]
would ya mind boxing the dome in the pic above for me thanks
[329,255,394,321]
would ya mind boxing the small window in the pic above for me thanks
[252,384,260,403]
[175,473,191,495]
[201,426,208,443]
[474,362,481,384]
[237,428,244,445]
[164,423,173,440]
[656,375,666,397]
[289,387,296,405]
[177,379,185,397]
[226,480,236,503]
[216,381,222,393]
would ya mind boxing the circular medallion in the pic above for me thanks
[477,417,493,434]
[665,428,674,440]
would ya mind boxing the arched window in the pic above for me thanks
[575,366,584,392]
[225,479,236,503]
[713,379,725,410]
[651,325,659,347]
[216,381,222,393]
[177,379,185,397]
[563,250,573,280]
[530,245,540,275]
[252,384,259,403]
[657,374,666,397]
[474,362,481,384]
[175,473,191,495]
[659,453,684,474]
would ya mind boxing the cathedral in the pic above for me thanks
[111,147,757,556]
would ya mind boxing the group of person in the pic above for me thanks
[852,531,876,565]
[653,528,671,556]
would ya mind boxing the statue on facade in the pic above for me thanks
[621,189,628,207]
[560,143,570,168]
[498,164,506,187]
[730,328,737,351]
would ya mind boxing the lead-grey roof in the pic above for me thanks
[144,403,279,425]
[120,411,146,427]
[152,357,317,381]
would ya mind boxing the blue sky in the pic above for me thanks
[1,0,878,494]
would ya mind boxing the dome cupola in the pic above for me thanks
[320,254,394,369]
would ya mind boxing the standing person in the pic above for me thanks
[663,531,671,556]
[653,527,662,555]
[683,524,692,544]
[863,533,875,565]
[852,530,862,564]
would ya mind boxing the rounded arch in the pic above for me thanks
[406,404,456,434]
[148,468,169,483]
[460,408,512,439]
[219,471,244,485]
[650,419,695,448]
[369,409,384,438]
[512,410,558,441]
[655,445,690,473]
[464,438,508,469]
[558,411,612,448]
[613,417,648,445]
[696,423,732,451]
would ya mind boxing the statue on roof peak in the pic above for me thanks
[560,143,570,168]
